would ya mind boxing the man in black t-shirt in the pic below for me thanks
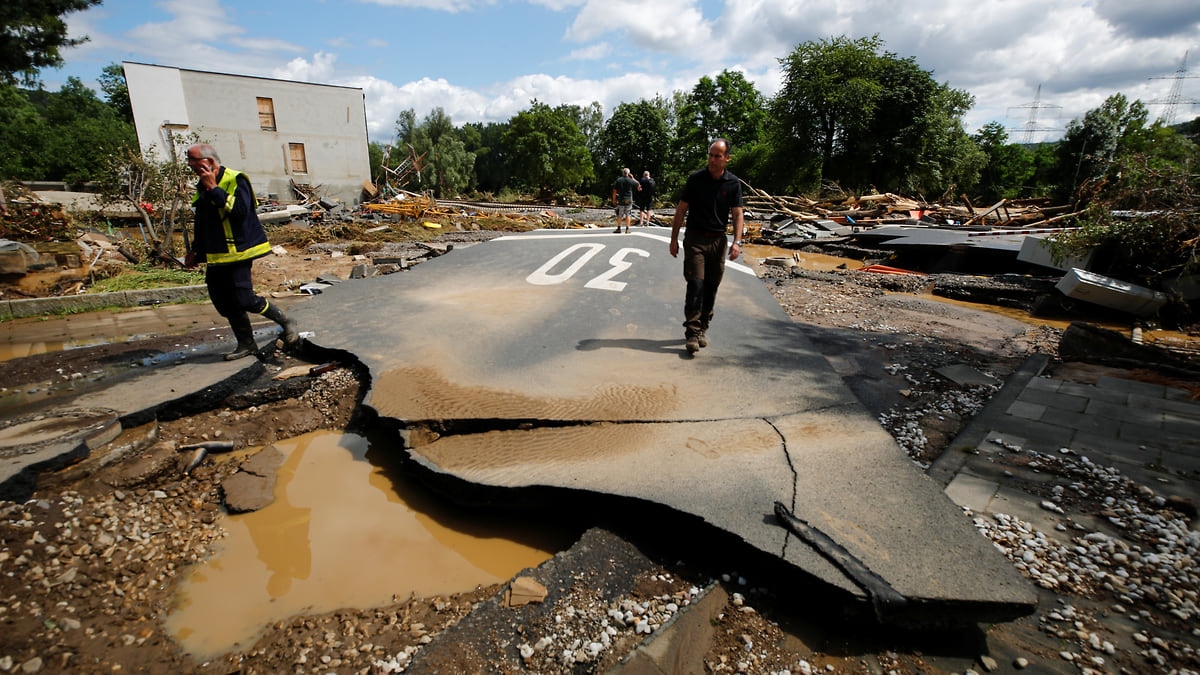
[669,139,744,355]
[611,168,640,233]
[636,170,656,225]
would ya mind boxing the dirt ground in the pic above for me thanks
[0,216,1196,674]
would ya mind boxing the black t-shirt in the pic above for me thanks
[681,168,742,235]
[638,177,656,201]
[614,175,639,203]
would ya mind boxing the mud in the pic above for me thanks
[2,221,1196,674]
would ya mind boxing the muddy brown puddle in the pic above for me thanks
[166,430,580,660]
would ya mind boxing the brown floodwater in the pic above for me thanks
[166,430,579,660]
[743,243,864,272]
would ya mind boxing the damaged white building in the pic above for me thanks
[123,61,370,205]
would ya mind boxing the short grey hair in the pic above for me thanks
[188,143,221,164]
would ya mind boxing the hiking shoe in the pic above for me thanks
[685,336,700,354]
[697,331,708,348]
[224,342,258,361]
[614,227,622,234]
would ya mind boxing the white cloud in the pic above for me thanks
[567,0,712,53]
[1093,0,1200,39]
[273,52,340,83]
[566,42,611,61]
[355,0,488,11]
[53,0,1200,146]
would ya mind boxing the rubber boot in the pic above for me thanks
[261,301,299,347]
[224,313,258,361]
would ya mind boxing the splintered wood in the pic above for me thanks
[740,180,1079,228]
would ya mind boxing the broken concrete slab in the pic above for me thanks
[407,528,661,671]
[292,228,1037,622]
[0,408,121,501]
[935,364,998,387]
[222,445,285,512]
[65,341,267,427]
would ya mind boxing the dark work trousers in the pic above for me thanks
[205,260,267,318]
[681,234,727,337]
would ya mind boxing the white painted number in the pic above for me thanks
[525,244,650,292]
[526,243,605,285]
[585,248,650,292]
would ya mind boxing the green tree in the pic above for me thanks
[502,101,593,195]
[98,62,132,122]
[393,107,475,197]
[770,35,885,190]
[0,84,51,178]
[598,100,669,184]
[557,102,604,153]
[672,70,767,177]
[0,78,134,184]
[0,0,103,85]
[1055,93,1148,201]
[462,121,510,194]
[769,35,978,195]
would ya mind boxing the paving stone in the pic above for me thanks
[994,417,1076,451]
[1006,400,1047,421]
[1017,387,1088,413]
[1085,399,1164,426]
[1096,375,1167,398]
[944,472,1000,512]
[1060,380,1128,404]
[1039,409,1122,436]
[1024,377,1062,393]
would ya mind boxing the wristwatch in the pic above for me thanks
[732,239,742,245]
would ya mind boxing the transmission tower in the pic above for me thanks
[1006,84,1062,143]
[1147,51,1200,126]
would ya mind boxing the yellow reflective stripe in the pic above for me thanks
[206,241,271,264]
[222,215,237,252]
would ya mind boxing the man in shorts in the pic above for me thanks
[612,168,640,234]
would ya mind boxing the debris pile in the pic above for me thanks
[742,181,1078,230]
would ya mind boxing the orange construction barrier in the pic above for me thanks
[856,264,928,277]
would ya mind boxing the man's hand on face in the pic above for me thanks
[187,152,219,191]
[195,159,218,191]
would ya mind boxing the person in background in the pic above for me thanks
[669,138,744,355]
[185,143,298,360]
[612,167,640,234]
[637,170,656,226]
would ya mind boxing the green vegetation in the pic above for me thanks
[0,0,102,86]
[0,29,1197,307]
[87,263,203,293]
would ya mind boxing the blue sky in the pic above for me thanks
[51,0,1200,144]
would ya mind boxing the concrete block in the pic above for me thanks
[944,472,999,512]
[1025,377,1062,393]
[0,249,28,274]
[1017,387,1088,413]
[1006,400,1047,421]
[936,364,997,387]
[1042,409,1122,436]
[1096,375,1167,398]
[998,417,1076,451]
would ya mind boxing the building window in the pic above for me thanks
[288,143,308,173]
[257,97,276,131]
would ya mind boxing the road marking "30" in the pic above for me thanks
[526,243,650,292]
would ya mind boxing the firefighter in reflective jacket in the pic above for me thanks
[185,143,298,360]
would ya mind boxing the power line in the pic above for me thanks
[1147,51,1200,126]
[1006,84,1062,143]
